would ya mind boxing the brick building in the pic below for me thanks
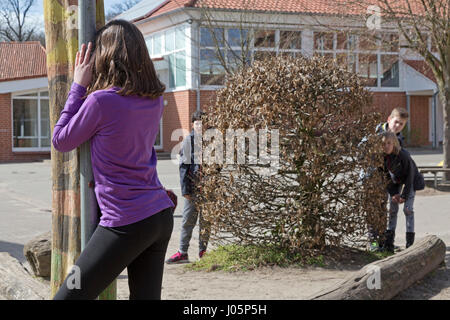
[118,0,443,153]
[0,1,443,162]
[0,42,50,162]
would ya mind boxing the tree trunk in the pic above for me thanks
[44,0,81,299]
[309,235,446,300]
[441,68,450,181]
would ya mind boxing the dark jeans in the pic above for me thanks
[53,207,174,300]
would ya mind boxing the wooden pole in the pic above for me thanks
[44,0,81,298]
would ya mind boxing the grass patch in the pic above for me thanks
[186,244,325,272]
[364,250,395,263]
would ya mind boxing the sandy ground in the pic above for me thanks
[115,245,450,300]
[1,161,448,300]
[114,187,450,300]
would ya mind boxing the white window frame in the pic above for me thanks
[313,30,401,90]
[11,88,50,152]
[154,117,163,150]
[146,25,189,92]
[199,26,305,90]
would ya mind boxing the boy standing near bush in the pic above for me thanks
[376,107,409,147]
[166,111,210,264]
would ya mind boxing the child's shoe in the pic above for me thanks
[406,232,415,248]
[166,251,189,264]
[367,241,379,252]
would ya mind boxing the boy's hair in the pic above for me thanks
[382,131,401,155]
[87,19,165,99]
[191,110,205,123]
[390,107,409,120]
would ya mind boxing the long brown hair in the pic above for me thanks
[382,131,401,155]
[87,19,165,98]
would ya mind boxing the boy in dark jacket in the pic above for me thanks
[381,132,420,252]
[166,111,210,264]
[376,107,409,148]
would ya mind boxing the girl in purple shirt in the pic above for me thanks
[53,20,174,300]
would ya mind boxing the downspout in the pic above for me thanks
[194,20,201,111]
[406,94,411,145]
[432,90,439,149]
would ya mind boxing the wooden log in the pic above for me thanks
[0,253,49,300]
[309,235,446,300]
[23,232,52,277]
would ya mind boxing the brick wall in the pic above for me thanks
[161,90,196,153]
[160,90,432,151]
[199,90,217,113]
[371,92,407,120]
[371,91,431,146]
[161,89,218,153]
[410,95,431,146]
[0,93,50,162]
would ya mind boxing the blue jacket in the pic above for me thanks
[179,130,201,196]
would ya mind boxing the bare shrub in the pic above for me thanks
[196,55,386,256]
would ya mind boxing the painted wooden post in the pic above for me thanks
[44,0,115,299]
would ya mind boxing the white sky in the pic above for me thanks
[33,0,121,14]
[29,0,126,32]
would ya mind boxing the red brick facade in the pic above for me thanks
[410,95,432,146]
[159,90,430,152]
[0,88,434,161]
[0,92,50,162]
[371,91,431,146]
[161,90,196,153]
[160,89,217,153]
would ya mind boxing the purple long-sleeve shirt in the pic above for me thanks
[53,82,174,227]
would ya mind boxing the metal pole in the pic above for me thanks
[79,0,116,300]
[79,0,98,252]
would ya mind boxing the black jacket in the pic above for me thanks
[179,130,201,196]
[384,148,417,199]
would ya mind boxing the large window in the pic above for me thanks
[200,27,302,86]
[314,31,400,88]
[146,27,187,89]
[12,90,50,150]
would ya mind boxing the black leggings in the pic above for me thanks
[53,207,174,300]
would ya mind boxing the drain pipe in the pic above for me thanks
[432,90,439,149]
[79,0,98,251]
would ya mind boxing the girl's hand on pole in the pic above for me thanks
[74,42,94,88]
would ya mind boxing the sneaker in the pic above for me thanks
[199,250,206,259]
[367,241,379,252]
[166,251,189,264]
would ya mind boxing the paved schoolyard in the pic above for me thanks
[0,149,448,261]
[0,149,449,299]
